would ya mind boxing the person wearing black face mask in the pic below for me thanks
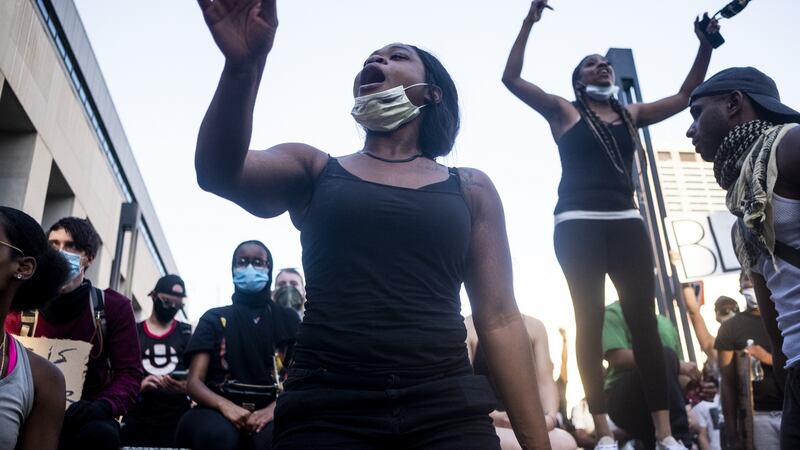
[176,241,300,450]
[120,274,192,448]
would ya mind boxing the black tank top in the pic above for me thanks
[554,118,637,214]
[294,157,473,379]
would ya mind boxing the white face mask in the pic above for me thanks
[585,84,620,101]
[351,83,428,132]
[742,287,758,310]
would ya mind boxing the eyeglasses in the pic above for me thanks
[234,257,270,269]
[0,240,23,256]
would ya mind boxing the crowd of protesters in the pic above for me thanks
[1,0,799,449]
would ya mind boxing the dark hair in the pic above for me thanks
[48,217,102,259]
[571,55,646,183]
[0,207,70,311]
[277,267,304,284]
[738,270,751,286]
[231,240,274,284]
[714,295,739,315]
[409,45,460,159]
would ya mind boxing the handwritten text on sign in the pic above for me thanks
[16,336,91,408]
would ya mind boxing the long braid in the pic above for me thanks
[609,95,647,173]
[573,83,627,175]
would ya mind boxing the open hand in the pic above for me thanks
[198,0,278,64]
[694,13,721,47]
[525,0,550,24]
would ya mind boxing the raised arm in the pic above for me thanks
[461,168,550,450]
[502,1,574,135]
[195,0,327,218]
[627,16,719,128]
[681,284,716,360]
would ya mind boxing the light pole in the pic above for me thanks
[605,48,697,363]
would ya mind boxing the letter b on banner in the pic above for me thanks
[666,213,740,282]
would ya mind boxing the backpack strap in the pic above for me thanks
[88,287,107,359]
[19,310,37,337]
[775,241,800,270]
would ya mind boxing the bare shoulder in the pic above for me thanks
[778,125,800,154]
[263,142,329,175]
[776,125,800,189]
[27,350,65,392]
[456,168,504,219]
[457,167,500,201]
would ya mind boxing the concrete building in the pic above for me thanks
[0,0,177,320]
[656,149,728,215]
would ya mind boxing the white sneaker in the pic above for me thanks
[596,436,619,450]
[655,436,688,450]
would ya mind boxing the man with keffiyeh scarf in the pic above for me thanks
[686,66,800,450]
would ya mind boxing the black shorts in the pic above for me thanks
[273,368,501,450]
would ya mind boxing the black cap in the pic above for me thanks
[690,67,800,123]
[151,274,187,298]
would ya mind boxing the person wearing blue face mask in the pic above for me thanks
[4,217,144,450]
[176,240,299,450]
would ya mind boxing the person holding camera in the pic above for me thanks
[175,241,299,450]
[120,274,192,448]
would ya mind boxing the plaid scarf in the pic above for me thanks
[714,120,775,190]
[722,122,798,269]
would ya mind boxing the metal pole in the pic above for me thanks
[605,48,697,362]
[109,202,139,292]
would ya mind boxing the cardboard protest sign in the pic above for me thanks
[16,336,92,408]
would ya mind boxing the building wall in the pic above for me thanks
[656,149,728,215]
[0,0,177,320]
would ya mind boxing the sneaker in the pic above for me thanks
[596,436,619,450]
[655,436,688,450]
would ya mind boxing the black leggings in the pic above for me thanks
[175,406,273,450]
[554,218,668,414]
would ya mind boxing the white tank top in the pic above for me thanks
[757,193,800,368]
[0,336,35,450]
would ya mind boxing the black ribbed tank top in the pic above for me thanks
[294,157,473,379]
[554,118,637,214]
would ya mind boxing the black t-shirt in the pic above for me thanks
[183,304,299,387]
[124,320,192,423]
[715,312,783,411]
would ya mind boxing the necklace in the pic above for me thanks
[0,333,7,378]
[359,150,423,163]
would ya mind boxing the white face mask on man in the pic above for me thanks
[351,83,429,132]
[742,287,759,310]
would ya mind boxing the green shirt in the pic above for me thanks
[602,301,683,389]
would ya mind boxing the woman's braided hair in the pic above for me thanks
[571,55,647,186]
